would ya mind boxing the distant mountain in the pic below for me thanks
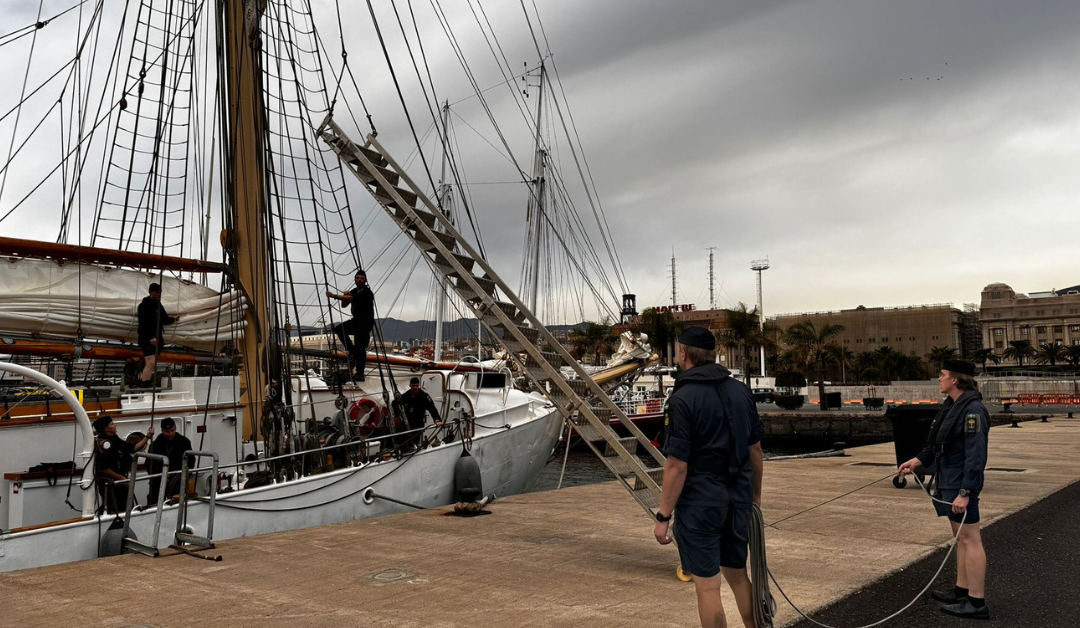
[292,318,587,343]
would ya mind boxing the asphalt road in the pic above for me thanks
[785,478,1080,628]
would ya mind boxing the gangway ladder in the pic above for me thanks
[318,117,667,517]
[174,451,219,549]
[121,453,170,557]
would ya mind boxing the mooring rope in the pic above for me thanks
[750,473,967,628]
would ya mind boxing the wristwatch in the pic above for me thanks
[654,510,672,523]
[958,489,971,498]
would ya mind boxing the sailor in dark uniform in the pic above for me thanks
[93,416,152,514]
[137,282,180,388]
[399,377,442,450]
[653,327,764,628]
[899,359,991,620]
[326,270,376,382]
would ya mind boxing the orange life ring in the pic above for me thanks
[348,397,387,436]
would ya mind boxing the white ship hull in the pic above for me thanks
[0,370,562,573]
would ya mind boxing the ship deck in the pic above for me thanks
[2,417,1078,627]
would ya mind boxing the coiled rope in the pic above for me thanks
[749,473,967,628]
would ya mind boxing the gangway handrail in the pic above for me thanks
[175,450,218,549]
[121,452,169,557]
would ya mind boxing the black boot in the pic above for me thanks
[941,599,990,620]
[931,586,968,604]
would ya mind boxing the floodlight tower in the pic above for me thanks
[706,247,716,310]
[751,258,770,377]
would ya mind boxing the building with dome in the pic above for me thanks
[980,283,1080,365]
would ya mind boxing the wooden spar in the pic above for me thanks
[0,338,233,365]
[222,0,273,439]
[0,237,224,273]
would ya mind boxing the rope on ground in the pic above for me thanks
[751,474,967,628]
[556,419,573,490]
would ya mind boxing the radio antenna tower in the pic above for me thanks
[751,258,770,377]
[706,247,716,309]
[670,249,678,306]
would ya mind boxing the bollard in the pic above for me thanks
[1069,412,1074,419]
[1009,417,1021,428]
[1002,402,1013,413]
[1041,415,1050,423]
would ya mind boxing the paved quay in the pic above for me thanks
[2,418,1078,628]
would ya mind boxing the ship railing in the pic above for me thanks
[101,417,476,487]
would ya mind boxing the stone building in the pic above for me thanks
[980,283,1080,365]
[769,303,980,360]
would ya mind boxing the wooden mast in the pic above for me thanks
[222,0,274,441]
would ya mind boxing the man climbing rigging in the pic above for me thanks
[326,269,375,382]
[137,282,179,388]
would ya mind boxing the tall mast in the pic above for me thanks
[434,100,452,362]
[222,0,274,439]
[525,60,547,320]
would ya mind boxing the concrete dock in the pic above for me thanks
[3,418,1078,628]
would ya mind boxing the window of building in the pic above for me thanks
[1071,308,1079,315]
[991,291,1001,299]
[1074,339,1080,346]
[994,341,1003,349]
[1053,310,1059,315]
[1036,310,1045,316]
[992,328,1004,337]
[993,313,1001,318]
[1039,340,1048,347]
[1020,326,1030,336]
[1037,326,1047,334]
[869,338,875,342]
[1055,339,1064,345]
[1071,325,1080,333]
[1054,325,1063,333]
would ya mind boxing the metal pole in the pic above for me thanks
[435,101,451,363]
[671,250,677,306]
[751,259,770,378]
[526,62,547,319]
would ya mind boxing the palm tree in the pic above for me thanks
[851,351,880,385]
[972,348,1001,374]
[638,308,682,366]
[1068,345,1080,368]
[717,302,771,386]
[568,320,616,365]
[1034,342,1068,366]
[829,346,856,383]
[782,320,845,410]
[874,346,899,382]
[1003,339,1035,368]
[927,345,959,374]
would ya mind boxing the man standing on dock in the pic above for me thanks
[653,327,764,628]
[326,269,375,382]
[899,359,991,621]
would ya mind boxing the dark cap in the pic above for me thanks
[355,269,367,277]
[148,282,162,293]
[92,415,113,435]
[943,360,975,377]
[409,377,421,386]
[678,327,716,351]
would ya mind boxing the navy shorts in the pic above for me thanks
[933,488,980,524]
[672,505,751,578]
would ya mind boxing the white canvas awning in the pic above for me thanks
[0,258,245,349]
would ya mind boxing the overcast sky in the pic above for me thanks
[2,0,1078,325]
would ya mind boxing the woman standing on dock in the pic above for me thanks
[899,360,990,621]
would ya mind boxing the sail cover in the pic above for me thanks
[0,258,245,350]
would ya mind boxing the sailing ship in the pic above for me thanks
[0,0,664,572]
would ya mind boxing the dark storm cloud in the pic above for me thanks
[2,1,1078,322]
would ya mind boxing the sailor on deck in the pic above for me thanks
[399,377,442,450]
[93,416,152,514]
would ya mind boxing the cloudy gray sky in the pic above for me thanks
[2,0,1078,325]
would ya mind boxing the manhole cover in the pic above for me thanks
[370,569,413,583]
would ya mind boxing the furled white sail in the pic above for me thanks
[0,258,245,349]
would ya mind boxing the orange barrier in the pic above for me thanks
[1015,393,1080,406]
